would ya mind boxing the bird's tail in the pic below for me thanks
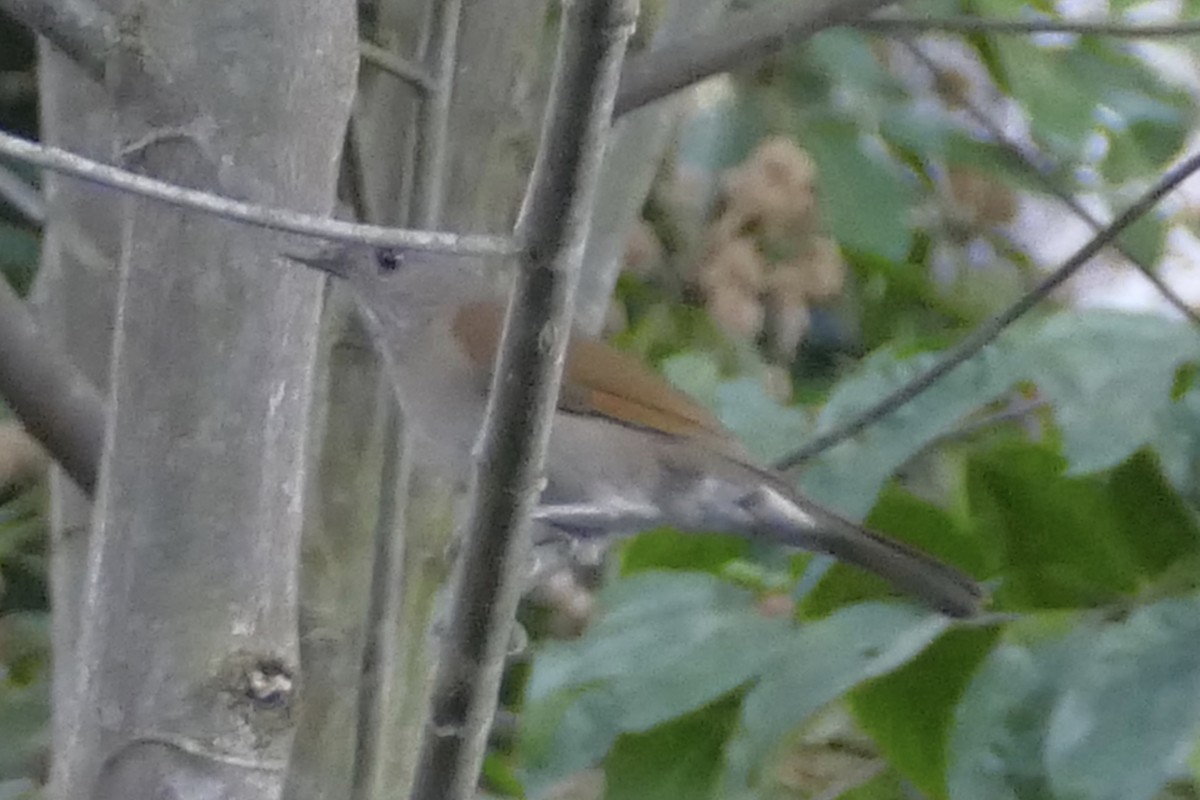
[739,481,984,618]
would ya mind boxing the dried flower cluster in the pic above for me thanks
[698,136,845,364]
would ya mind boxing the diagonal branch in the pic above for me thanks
[408,1,638,798]
[359,41,435,95]
[0,0,117,81]
[408,0,463,228]
[0,130,514,256]
[901,42,1200,328]
[774,148,1200,471]
[614,0,898,115]
[0,277,104,494]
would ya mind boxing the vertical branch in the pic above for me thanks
[0,0,117,82]
[0,276,103,494]
[352,2,463,799]
[351,6,463,791]
[349,405,411,800]
[408,0,639,798]
[409,0,463,228]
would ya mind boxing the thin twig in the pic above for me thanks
[350,4,463,799]
[614,0,897,115]
[902,42,1200,328]
[409,0,463,228]
[0,130,514,256]
[861,15,1200,38]
[349,406,410,800]
[899,395,1048,473]
[775,148,1200,471]
[938,396,1047,442]
[408,1,638,798]
[360,41,436,95]
[0,0,117,80]
[0,277,104,494]
[1,0,198,122]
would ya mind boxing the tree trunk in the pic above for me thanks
[45,1,357,797]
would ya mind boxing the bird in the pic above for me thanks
[288,245,984,618]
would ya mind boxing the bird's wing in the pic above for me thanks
[451,300,746,457]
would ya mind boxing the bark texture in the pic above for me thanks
[47,1,357,797]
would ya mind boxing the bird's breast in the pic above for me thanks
[388,318,490,468]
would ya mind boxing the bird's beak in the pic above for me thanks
[283,244,349,278]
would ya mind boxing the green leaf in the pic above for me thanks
[1045,597,1200,800]
[662,353,814,467]
[619,529,748,576]
[525,580,952,797]
[1115,209,1166,267]
[968,442,1200,609]
[1030,310,1193,474]
[948,616,1093,800]
[802,30,897,97]
[994,38,1099,153]
[713,377,811,464]
[795,310,1196,520]
[967,441,1138,609]
[849,628,998,796]
[953,598,1200,800]
[959,0,1012,93]
[850,626,1000,799]
[1103,105,1190,184]
[935,133,1046,194]
[481,753,524,798]
[1105,450,1200,578]
[675,81,769,175]
[964,32,1195,175]
[0,629,48,780]
[1154,384,1200,493]
[604,693,741,800]
[522,573,789,793]
[661,351,722,410]
[1191,736,1200,789]
[799,116,913,261]
[838,769,906,800]
[1092,42,1194,183]
[723,604,949,795]
[798,341,1014,519]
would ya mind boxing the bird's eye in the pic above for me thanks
[375,249,404,273]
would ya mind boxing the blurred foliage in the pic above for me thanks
[0,492,48,788]
[516,1,1200,799]
[0,10,38,296]
[0,12,47,793]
